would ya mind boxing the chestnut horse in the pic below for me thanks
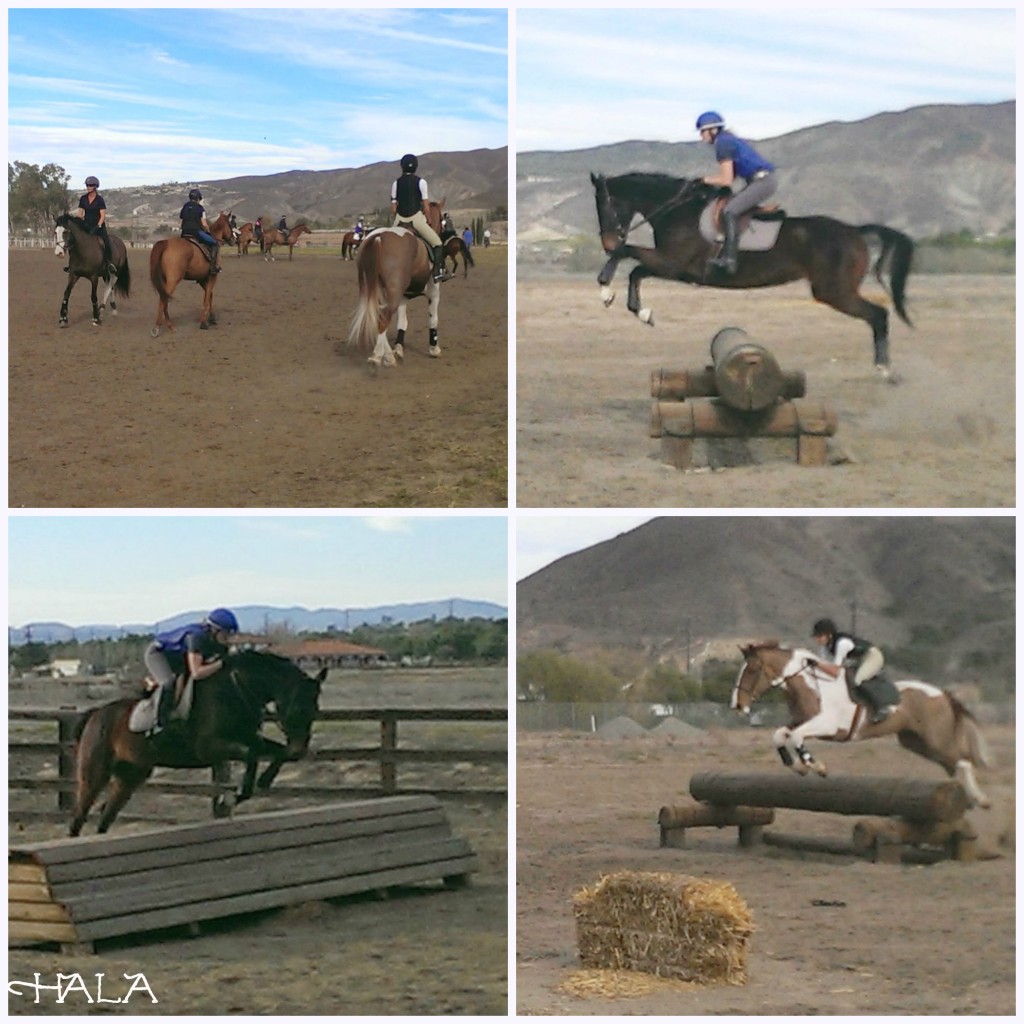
[69,650,325,835]
[347,199,445,368]
[148,211,233,335]
[340,230,363,260]
[236,222,257,255]
[54,213,132,327]
[443,235,475,278]
[262,222,312,261]
[591,172,914,375]
[732,641,992,807]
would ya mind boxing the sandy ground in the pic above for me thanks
[515,723,1015,1015]
[9,245,507,508]
[516,274,1014,507]
[9,668,508,1015]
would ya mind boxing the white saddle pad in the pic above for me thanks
[699,203,784,251]
[127,678,196,733]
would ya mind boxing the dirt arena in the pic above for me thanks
[9,668,507,1015]
[9,245,507,508]
[516,722,1015,1015]
[516,274,1014,507]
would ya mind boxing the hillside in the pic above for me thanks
[517,517,1014,687]
[99,146,507,234]
[518,101,1014,244]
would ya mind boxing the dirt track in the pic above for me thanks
[9,245,507,507]
[516,274,1014,507]
[516,724,1015,1015]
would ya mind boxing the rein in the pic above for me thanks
[228,663,301,733]
[604,177,702,241]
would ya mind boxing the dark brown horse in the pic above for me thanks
[148,211,234,335]
[69,650,325,835]
[443,235,475,278]
[340,230,363,260]
[54,213,131,327]
[262,222,312,261]
[347,199,446,368]
[236,222,257,255]
[591,172,914,375]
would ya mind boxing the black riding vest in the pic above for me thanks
[828,631,871,659]
[394,174,424,218]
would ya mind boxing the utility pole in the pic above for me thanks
[684,618,692,675]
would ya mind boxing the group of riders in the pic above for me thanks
[71,150,477,285]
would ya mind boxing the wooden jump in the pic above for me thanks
[659,772,976,863]
[9,795,477,952]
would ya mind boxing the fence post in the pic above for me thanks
[381,715,397,794]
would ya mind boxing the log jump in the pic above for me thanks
[650,327,837,469]
[659,771,977,864]
[9,795,477,952]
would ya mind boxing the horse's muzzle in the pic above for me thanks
[600,232,624,254]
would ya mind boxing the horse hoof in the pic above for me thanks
[381,352,397,368]
[600,286,615,307]
[394,343,404,362]
[59,321,69,329]
[638,308,654,325]
[429,346,442,359]
[200,322,209,330]
[150,327,160,338]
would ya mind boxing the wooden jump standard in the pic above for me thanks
[659,771,977,864]
[9,795,477,952]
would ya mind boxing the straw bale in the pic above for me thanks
[572,871,753,984]
[559,967,699,999]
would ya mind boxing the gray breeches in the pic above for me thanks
[725,173,778,217]
[144,643,176,689]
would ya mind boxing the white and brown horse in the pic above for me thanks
[733,641,992,807]
[347,199,445,369]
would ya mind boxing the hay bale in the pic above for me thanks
[572,871,753,984]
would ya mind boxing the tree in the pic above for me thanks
[9,161,71,236]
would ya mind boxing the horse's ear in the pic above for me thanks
[590,172,598,184]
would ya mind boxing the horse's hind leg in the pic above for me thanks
[96,762,151,833]
[90,279,102,325]
[426,282,441,357]
[69,739,113,837]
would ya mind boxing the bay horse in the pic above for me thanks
[69,650,326,835]
[262,222,312,261]
[236,222,257,255]
[340,230,362,260]
[148,211,234,336]
[733,641,992,807]
[347,199,446,368]
[591,172,914,375]
[54,213,131,327]
[443,235,475,278]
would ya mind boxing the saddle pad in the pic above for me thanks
[127,678,195,733]
[699,203,783,251]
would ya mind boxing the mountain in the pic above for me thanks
[518,102,1014,243]
[9,599,508,645]
[102,147,507,232]
[517,517,1014,686]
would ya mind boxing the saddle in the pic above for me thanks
[841,668,901,711]
[127,674,195,734]
[184,236,217,263]
[699,198,787,252]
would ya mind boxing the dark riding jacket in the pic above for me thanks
[393,173,427,218]
[153,623,227,675]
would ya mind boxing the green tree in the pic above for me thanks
[517,649,620,702]
[9,161,71,236]
[9,640,52,672]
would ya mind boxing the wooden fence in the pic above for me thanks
[9,706,507,822]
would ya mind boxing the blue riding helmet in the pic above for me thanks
[695,111,726,132]
[400,153,418,173]
[205,608,240,633]
[189,188,203,201]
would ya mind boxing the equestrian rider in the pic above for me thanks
[179,189,221,275]
[254,216,263,242]
[75,176,116,281]
[278,215,288,241]
[810,618,889,723]
[144,608,240,735]
[390,153,446,282]
[355,215,366,241]
[696,111,777,275]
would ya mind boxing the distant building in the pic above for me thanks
[236,636,388,671]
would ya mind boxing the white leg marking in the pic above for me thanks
[600,285,615,307]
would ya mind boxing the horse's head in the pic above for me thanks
[731,640,789,713]
[54,214,70,257]
[425,198,445,236]
[592,172,711,252]
[591,172,631,253]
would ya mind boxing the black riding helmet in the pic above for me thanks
[189,188,202,201]
[812,618,838,637]
[400,154,418,173]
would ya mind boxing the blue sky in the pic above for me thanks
[517,8,1016,150]
[8,8,508,188]
[8,515,508,626]
[515,515,653,581]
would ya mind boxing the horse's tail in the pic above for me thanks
[114,256,132,299]
[946,691,995,768]
[347,236,386,352]
[149,242,169,300]
[858,223,914,327]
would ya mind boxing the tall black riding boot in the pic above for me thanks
[431,245,447,282]
[151,685,174,735]
[709,212,739,275]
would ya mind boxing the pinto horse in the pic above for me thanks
[69,650,325,835]
[54,213,131,327]
[148,211,233,335]
[262,222,312,261]
[348,199,446,368]
[732,641,992,807]
[340,231,363,260]
[443,235,475,278]
[591,172,914,374]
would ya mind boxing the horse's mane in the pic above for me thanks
[606,172,723,211]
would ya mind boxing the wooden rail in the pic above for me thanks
[9,706,508,820]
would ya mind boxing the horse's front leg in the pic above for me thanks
[392,301,408,364]
[426,280,441,358]
[199,280,214,329]
[597,254,621,306]
[627,265,658,325]
[59,277,75,327]
[773,723,829,776]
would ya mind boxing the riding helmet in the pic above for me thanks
[811,618,837,637]
[695,111,726,132]
[85,176,100,187]
[206,608,240,633]
[400,154,418,173]
[189,188,203,201]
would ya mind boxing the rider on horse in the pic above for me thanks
[76,176,117,282]
[696,111,778,275]
[355,215,366,241]
[143,607,239,735]
[391,153,446,282]
[179,189,221,275]
[810,617,890,723]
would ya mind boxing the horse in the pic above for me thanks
[68,649,325,836]
[347,198,446,368]
[732,641,992,808]
[54,213,132,327]
[443,235,475,278]
[340,231,363,260]
[262,222,312,261]
[591,172,915,375]
[236,222,258,256]
[148,211,234,336]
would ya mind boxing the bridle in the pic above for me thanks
[226,663,303,736]
[597,176,703,244]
